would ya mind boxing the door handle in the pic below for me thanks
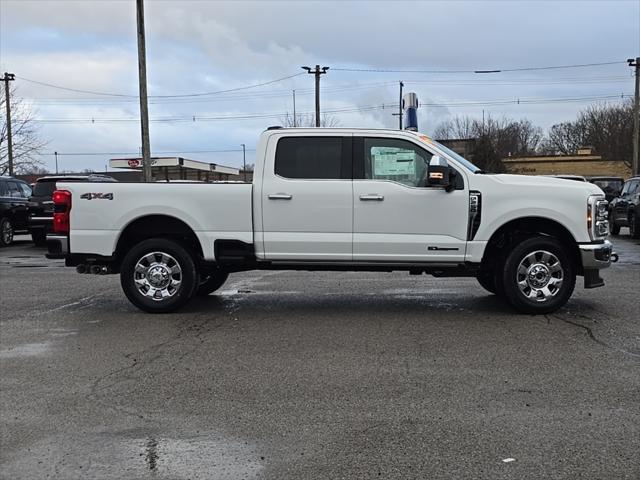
[359,194,384,201]
[268,193,293,200]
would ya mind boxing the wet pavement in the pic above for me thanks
[1,234,639,479]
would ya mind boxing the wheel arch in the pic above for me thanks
[482,216,582,274]
[114,214,204,264]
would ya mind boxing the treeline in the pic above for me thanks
[433,100,634,173]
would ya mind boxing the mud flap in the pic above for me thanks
[583,269,605,289]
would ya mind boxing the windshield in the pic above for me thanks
[418,136,482,173]
[592,179,623,195]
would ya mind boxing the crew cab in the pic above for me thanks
[46,128,615,314]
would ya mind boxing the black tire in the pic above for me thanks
[501,236,576,315]
[476,268,497,295]
[195,270,229,296]
[0,217,14,247]
[31,230,46,247]
[630,211,640,239]
[609,211,620,235]
[120,238,197,313]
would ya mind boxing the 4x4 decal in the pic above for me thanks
[80,193,114,200]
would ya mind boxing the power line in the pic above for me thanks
[17,72,304,99]
[39,148,257,156]
[333,61,625,74]
[21,93,632,124]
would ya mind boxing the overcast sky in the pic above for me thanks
[1,0,639,173]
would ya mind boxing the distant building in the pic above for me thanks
[108,156,242,182]
[503,148,632,179]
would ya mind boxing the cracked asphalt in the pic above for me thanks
[1,234,639,479]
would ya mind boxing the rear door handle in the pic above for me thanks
[359,194,384,201]
[268,193,293,200]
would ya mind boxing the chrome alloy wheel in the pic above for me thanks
[516,250,564,302]
[133,251,182,301]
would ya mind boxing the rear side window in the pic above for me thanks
[275,137,351,179]
[33,181,58,197]
[19,183,32,197]
[7,181,22,198]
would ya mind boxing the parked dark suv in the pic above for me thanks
[28,174,117,245]
[609,176,640,238]
[0,176,33,246]
[589,176,624,203]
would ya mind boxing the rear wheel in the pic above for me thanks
[31,230,46,246]
[120,238,197,313]
[0,218,14,247]
[195,270,229,296]
[501,236,576,314]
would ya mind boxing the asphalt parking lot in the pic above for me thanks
[1,234,639,480]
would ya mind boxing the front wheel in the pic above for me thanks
[609,211,620,235]
[120,238,197,313]
[501,236,576,314]
[630,211,640,239]
[0,218,14,247]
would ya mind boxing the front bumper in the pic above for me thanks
[45,234,69,259]
[579,240,616,289]
[579,240,613,269]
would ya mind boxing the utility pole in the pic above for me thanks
[292,90,296,127]
[136,0,152,182]
[629,57,640,176]
[2,72,15,176]
[54,151,58,174]
[392,81,404,130]
[241,143,246,182]
[302,65,329,127]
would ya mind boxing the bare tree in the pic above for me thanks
[433,114,542,172]
[540,101,633,166]
[280,112,340,128]
[1,87,47,175]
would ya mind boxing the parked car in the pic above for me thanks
[28,174,117,245]
[588,176,624,203]
[609,176,640,238]
[0,176,32,246]
[46,128,615,315]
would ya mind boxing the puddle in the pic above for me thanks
[1,433,264,480]
[0,342,51,358]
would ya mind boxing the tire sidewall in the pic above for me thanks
[501,236,575,314]
[120,238,197,313]
[0,217,13,247]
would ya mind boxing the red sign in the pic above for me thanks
[128,159,141,168]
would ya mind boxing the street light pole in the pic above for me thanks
[302,65,329,127]
[241,143,246,182]
[54,151,58,174]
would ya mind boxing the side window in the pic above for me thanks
[7,181,22,198]
[629,180,639,195]
[275,136,350,179]
[19,183,32,198]
[0,181,7,197]
[364,138,432,187]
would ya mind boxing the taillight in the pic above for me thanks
[52,190,71,234]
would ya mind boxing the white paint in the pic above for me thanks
[502,458,516,463]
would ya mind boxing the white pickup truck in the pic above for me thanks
[46,128,616,314]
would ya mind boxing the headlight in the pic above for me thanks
[588,196,609,240]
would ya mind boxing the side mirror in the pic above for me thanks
[427,155,450,188]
